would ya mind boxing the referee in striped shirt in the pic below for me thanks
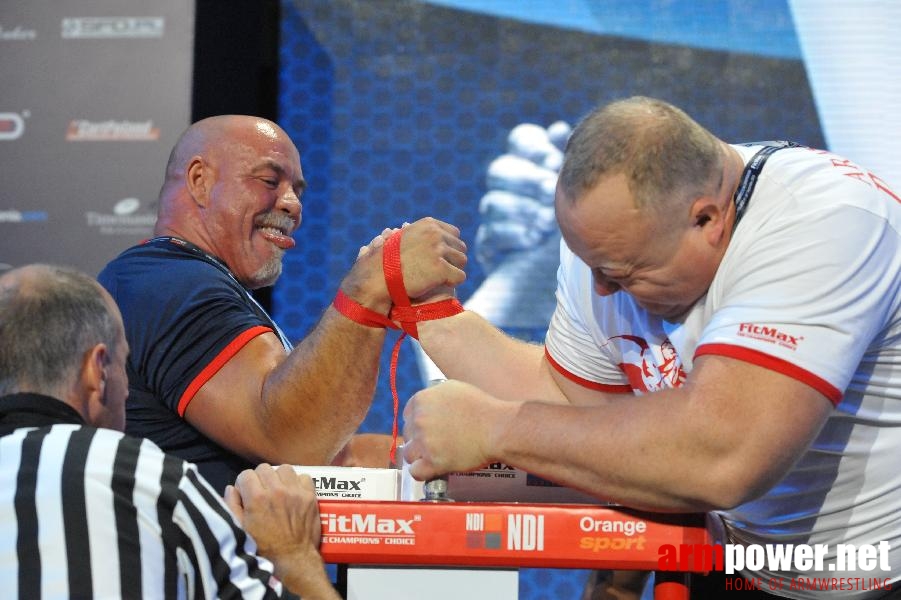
[0,264,340,599]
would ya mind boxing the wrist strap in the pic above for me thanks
[381,229,464,338]
[382,231,420,338]
[390,298,464,324]
[333,290,395,329]
[331,228,463,463]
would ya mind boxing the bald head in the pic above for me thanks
[153,114,305,289]
[161,115,294,193]
[0,264,121,399]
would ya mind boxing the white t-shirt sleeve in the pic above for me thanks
[697,176,900,404]
[545,239,632,390]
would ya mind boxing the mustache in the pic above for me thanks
[255,213,297,232]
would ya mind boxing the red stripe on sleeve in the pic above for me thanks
[694,343,842,405]
[176,325,273,417]
[544,347,634,394]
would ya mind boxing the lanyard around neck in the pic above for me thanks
[147,236,294,351]
[732,140,799,228]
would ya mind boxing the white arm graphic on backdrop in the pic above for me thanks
[414,120,571,384]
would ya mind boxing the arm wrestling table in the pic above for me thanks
[318,500,711,600]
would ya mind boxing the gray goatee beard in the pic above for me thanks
[249,252,283,289]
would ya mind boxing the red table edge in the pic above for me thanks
[319,498,710,600]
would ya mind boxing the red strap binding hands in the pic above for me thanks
[390,299,465,326]
[333,290,395,329]
[332,229,463,463]
[382,231,420,338]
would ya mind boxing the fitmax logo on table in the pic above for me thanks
[313,476,363,491]
[321,513,419,535]
[311,476,366,498]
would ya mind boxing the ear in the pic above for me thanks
[184,156,210,208]
[688,195,729,246]
[79,343,108,404]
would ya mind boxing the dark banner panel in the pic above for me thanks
[0,1,194,275]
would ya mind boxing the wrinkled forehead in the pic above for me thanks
[556,175,658,260]
[556,173,640,233]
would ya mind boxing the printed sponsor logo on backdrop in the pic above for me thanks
[61,17,164,39]
[86,197,155,236]
[66,119,159,141]
[0,25,37,41]
[0,111,28,141]
[0,209,49,224]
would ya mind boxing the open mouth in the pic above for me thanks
[257,223,296,250]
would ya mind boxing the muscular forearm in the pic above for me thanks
[490,395,732,512]
[190,218,468,467]
[402,381,721,509]
[489,373,829,512]
[406,355,833,514]
[418,310,567,403]
[256,249,394,464]
[261,307,385,464]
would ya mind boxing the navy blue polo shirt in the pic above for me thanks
[99,239,284,491]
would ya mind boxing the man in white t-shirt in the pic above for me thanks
[403,96,901,599]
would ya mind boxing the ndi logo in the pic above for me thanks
[464,512,545,551]
[507,514,544,551]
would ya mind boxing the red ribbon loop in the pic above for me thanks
[382,230,419,338]
[331,228,464,463]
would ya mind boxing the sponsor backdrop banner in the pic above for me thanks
[0,1,194,275]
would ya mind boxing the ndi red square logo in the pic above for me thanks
[465,513,504,549]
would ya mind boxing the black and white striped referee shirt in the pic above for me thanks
[0,392,285,599]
